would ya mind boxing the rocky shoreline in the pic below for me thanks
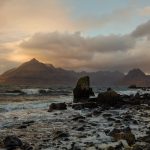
[1,102,150,150]
[1,76,150,149]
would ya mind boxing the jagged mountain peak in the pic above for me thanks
[127,68,145,77]
[29,58,39,63]
[119,68,149,87]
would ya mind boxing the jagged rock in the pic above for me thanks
[3,135,23,150]
[97,88,122,107]
[48,103,67,112]
[73,76,94,103]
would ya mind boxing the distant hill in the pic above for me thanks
[1,59,150,87]
[0,58,125,86]
[119,68,150,87]
[0,58,77,85]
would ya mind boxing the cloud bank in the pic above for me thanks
[12,20,149,73]
[0,0,150,73]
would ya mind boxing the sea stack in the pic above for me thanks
[73,76,94,103]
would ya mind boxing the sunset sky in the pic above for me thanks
[0,0,150,73]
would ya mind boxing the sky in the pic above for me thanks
[0,0,150,73]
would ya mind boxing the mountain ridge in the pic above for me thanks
[0,58,149,86]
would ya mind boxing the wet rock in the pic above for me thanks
[72,102,98,110]
[52,130,69,140]
[139,135,150,143]
[89,122,97,126]
[143,144,150,150]
[116,132,135,146]
[86,113,92,117]
[112,127,131,134]
[92,109,102,116]
[22,120,35,125]
[3,135,23,150]
[70,143,81,150]
[135,92,140,99]
[128,84,137,89]
[104,129,110,135]
[97,88,122,107]
[133,119,138,125]
[103,113,112,118]
[123,114,133,122]
[78,119,86,123]
[107,146,115,150]
[124,97,141,105]
[132,144,143,150]
[107,117,116,122]
[21,142,33,150]
[17,125,27,129]
[39,89,48,95]
[146,130,150,135]
[73,76,94,103]
[109,127,135,146]
[115,119,121,123]
[0,140,4,148]
[72,115,85,121]
[18,120,35,129]
[77,126,85,131]
[48,102,67,112]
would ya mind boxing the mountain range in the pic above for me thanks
[0,58,149,87]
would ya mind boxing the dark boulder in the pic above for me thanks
[97,88,122,107]
[48,103,67,112]
[73,76,94,103]
[3,135,23,150]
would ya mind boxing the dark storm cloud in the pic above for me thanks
[18,20,150,73]
[1,19,150,73]
[20,32,135,54]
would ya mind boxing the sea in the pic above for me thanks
[0,86,149,123]
[0,86,150,149]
